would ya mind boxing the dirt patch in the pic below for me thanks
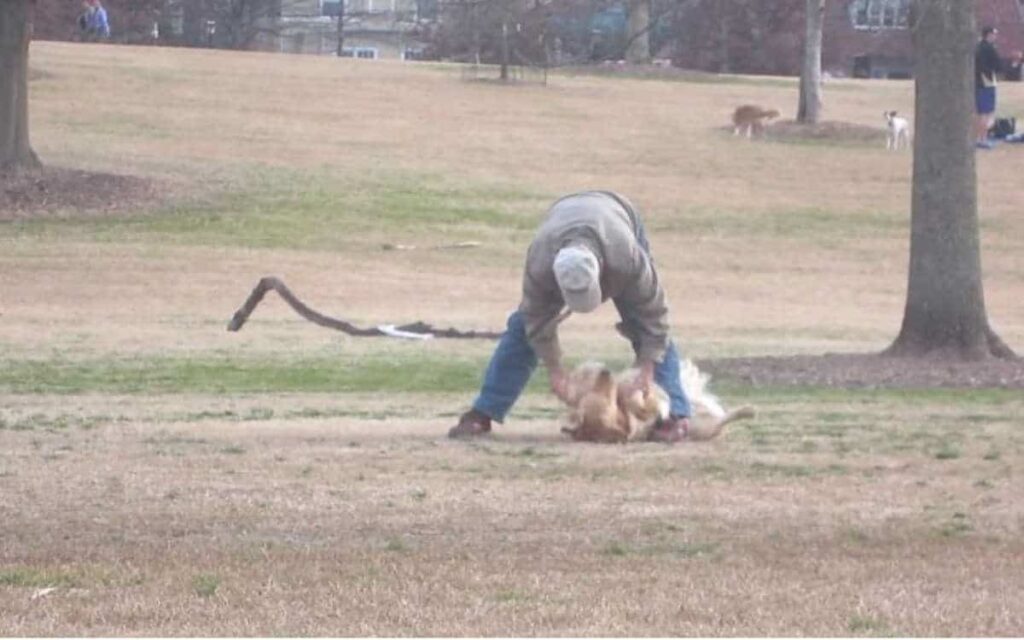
[702,352,1024,389]
[764,119,887,145]
[0,167,159,221]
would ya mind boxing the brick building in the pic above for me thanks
[671,0,1024,78]
[825,0,1024,79]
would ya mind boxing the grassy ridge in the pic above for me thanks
[0,170,548,251]
[0,353,507,395]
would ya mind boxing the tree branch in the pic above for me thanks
[227,276,504,340]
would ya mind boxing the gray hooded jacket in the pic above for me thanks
[519,191,670,368]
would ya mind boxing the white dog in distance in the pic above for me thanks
[884,110,912,151]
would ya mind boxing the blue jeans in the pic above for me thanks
[473,199,691,422]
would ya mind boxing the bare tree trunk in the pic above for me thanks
[500,20,509,80]
[625,0,650,63]
[885,0,1015,360]
[797,0,824,124]
[335,0,345,56]
[716,1,730,73]
[744,0,767,73]
[182,0,207,47]
[0,0,41,172]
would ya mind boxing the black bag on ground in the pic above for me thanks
[989,117,1016,139]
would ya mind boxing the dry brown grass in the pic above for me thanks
[1,42,1023,635]
[2,393,1023,635]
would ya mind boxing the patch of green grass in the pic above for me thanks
[749,461,814,478]
[142,433,210,447]
[600,540,718,558]
[0,567,83,589]
[0,352,550,395]
[934,443,961,460]
[716,385,1022,408]
[494,588,531,603]
[797,440,819,453]
[602,542,630,557]
[192,573,221,598]
[0,413,114,431]
[696,462,729,477]
[384,538,408,553]
[2,170,547,251]
[650,206,905,241]
[662,542,718,558]
[938,513,973,538]
[158,406,406,424]
[219,445,246,455]
[848,614,895,636]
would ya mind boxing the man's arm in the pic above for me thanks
[614,247,670,369]
[520,269,572,401]
[520,277,564,366]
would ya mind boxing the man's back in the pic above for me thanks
[90,5,110,37]
[976,39,1001,88]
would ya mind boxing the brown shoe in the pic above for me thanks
[648,417,689,444]
[448,409,493,439]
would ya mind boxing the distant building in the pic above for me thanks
[670,0,1024,78]
[260,0,437,60]
[32,0,436,60]
[825,0,1024,79]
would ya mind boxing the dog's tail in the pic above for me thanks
[686,405,756,441]
[680,359,726,418]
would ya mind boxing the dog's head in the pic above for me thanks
[764,108,781,121]
[884,110,898,123]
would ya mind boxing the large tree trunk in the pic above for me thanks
[885,0,1015,360]
[796,0,824,124]
[0,0,41,172]
[625,0,650,63]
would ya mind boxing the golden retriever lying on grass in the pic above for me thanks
[561,360,754,444]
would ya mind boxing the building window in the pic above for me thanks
[340,47,378,59]
[851,0,909,29]
[321,0,342,16]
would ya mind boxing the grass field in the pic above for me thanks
[1,42,1023,635]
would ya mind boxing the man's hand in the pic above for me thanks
[636,361,654,393]
[549,365,571,404]
[622,360,655,396]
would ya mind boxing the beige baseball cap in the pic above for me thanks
[553,245,601,313]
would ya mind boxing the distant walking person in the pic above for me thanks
[79,0,110,41]
[975,26,1002,149]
